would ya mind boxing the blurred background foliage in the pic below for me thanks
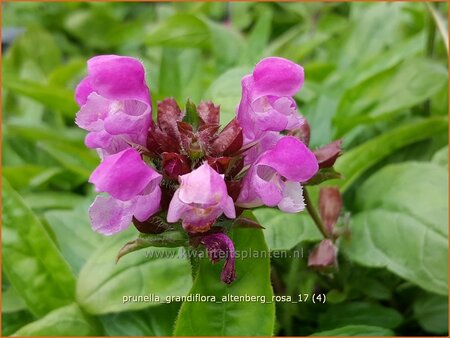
[2,2,448,336]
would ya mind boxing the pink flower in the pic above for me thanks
[75,55,152,157]
[200,233,236,284]
[88,148,162,235]
[237,57,305,143]
[237,136,318,213]
[167,163,236,233]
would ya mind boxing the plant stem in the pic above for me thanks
[303,187,328,238]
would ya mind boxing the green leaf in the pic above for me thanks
[2,165,62,190]
[2,179,76,317]
[174,227,275,336]
[432,145,448,166]
[253,207,321,251]
[44,208,105,274]
[23,192,85,210]
[343,162,448,295]
[146,13,210,48]
[335,58,447,135]
[158,47,182,101]
[310,325,394,336]
[413,292,448,334]
[2,310,34,336]
[3,76,78,117]
[2,285,27,313]
[116,230,189,262]
[13,304,102,336]
[317,302,403,330]
[204,66,251,125]
[333,117,448,192]
[76,229,192,314]
[246,9,272,62]
[101,303,180,336]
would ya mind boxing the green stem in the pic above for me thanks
[303,187,328,238]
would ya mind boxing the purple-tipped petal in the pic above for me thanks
[237,57,305,143]
[75,93,109,131]
[258,136,318,182]
[89,195,134,235]
[200,233,236,284]
[87,55,150,104]
[89,148,161,201]
[253,57,304,97]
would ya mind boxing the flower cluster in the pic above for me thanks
[75,55,321,284]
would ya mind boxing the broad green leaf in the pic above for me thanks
[206,19,244,70]
[317,302,403,330]
[2,310,34,336]
[246,9,272,62]
[146,13,210,48]
[355,162,448,237]
[335,58,447,135]
[158,48,182,101]
[13,304,102,336]
[174,227,275,336]
[38,140,98,180]
[344,162,448,295]
[311,325,394,336]
[413,292,448,334]
[76,229,192,314]
[45,208,105,274]
[2,165,62,190]
[23,192,85,210]
[2,179,76,317]
[3,25,61,75]
[204,66,251,125]
[432,145,448,166]
[2,285,27,313]
[332,117,448,192]
[253,207,321,250]
[101,303,180,336]
[3,76,78,117]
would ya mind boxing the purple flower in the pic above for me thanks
[88,148,162,235]
[75,55,152,157]
[237,136,318,213]
[167,163,236,233]
[237,57,305,143]
[200,233,236,284]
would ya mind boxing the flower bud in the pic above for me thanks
[319,187,343,235]
[313,140,342,168]
[162,152,191,180]
[200,233,236,284]
[308,239,338,270]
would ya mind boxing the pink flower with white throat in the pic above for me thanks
[167,163,236,233]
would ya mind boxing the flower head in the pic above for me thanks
[167,163,236,233]
[237,57,305,143]
[75,55,151,157]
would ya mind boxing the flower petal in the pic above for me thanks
[258,136,318,182]
[87,55,151,104]
[89,195,134,235]
[89,148,161,201]
[278,181,305,213]
[252,57,304,97]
